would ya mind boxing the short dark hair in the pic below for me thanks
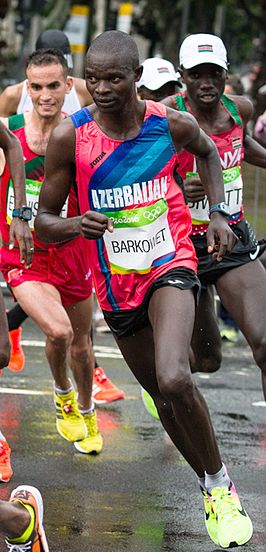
[88,30,139,70]
[25,48,68,79]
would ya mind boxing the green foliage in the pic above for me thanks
[131,0,266,68]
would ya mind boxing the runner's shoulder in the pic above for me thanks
[226,93,254,124]
[47,116,76,159]
[161,95,175,109]
[166,106,198,136]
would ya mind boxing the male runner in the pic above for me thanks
[137,57,182,101]
[0,29,92,117]
[0,49,102,455]
[163,33,266,400]
[0,30,124,405]
[35,30,252,548]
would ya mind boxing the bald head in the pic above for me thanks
[87,31,139,70]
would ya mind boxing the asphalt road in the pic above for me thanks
[0,304,265,551]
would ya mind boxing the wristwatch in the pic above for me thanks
[12,206,32,222]
[209,202,230,217]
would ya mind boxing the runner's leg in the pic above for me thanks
[216,260,266,400]
[115,286,222,476]
[11,281,73,390]
[190,285,222,373]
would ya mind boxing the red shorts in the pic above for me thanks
[0,236,92,307]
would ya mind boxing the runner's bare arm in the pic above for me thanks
[0,121,33,267]
[35,117,112,243]
[232,95,266,167]
[244,135,266,167]
[0,82,23,117]
[168,108,236,258]
[73,77,93,107]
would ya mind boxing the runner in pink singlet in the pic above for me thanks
[163,33,266,407]
[71,99,197,314]
[35,31,247,547]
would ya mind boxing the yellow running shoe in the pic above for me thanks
[220,325,239,343]
[74,410,103,454]
[200,487,218,545]
[54,388,87,442]
[211,482,253,548]
[140,387,160,420]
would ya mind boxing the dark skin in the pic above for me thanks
[35,35,238,478]
[163,63,266,399]
[137,82,178,102]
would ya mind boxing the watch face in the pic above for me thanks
[22,208,32,221]
[209,202,230,216]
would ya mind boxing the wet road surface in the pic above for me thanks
[0,308,265,551]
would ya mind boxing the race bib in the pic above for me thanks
[6,179,68,230]
[103,198,175,274]
[187,166,243,225]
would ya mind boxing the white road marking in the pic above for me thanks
[252,401,266,407]
[233,371,250,376]
[21,340,123,359]
[0,387,51,396]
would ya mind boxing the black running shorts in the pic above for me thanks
[103,267,200,337]
[191,219,266,286]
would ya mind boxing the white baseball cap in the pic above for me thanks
[179,33,228,70]
[137,58,181,90]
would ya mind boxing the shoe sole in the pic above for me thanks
[74,443,102,454]
[219,518,253,548]
[11,485,49,552]
[74,441,103,454]
[0,475,12,482]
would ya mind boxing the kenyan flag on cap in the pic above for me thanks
[157,67,170,73]
[198,44,214,53]
[232,137,242,148]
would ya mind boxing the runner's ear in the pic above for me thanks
[66,76,73,95]
[135,65,143,84]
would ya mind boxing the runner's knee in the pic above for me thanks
[158,368,194,401]
[195,351,222,373]
[47,323,73,348]
[70,342,92,366]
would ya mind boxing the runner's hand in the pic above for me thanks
[79,211,113,239]
[184,176,205,202]
[207,213,237,261]
[9,218,34,268]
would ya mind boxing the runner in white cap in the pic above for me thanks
[137,57,182,101]
[161,33,266,547]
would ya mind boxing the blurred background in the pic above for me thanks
[0,0,265,237]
